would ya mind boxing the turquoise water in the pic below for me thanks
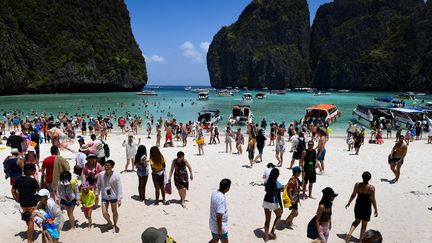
[0,87,431,133]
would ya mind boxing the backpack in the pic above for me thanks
[296,138,306,153]
[101,140,110,158]
[3,156,11,179]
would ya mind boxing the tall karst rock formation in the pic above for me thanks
[0,0,147,95]
[207,0,311,89]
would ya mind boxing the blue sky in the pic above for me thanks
[125,0,332,86]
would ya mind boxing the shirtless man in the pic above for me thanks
[388,135,408,183]
[317,129,328,173]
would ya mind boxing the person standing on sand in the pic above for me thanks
[317,129,328,173]
[344,171,378,243]
[209,178,231,243]
[285,166,301,228]
[196,127,205,155]
[168,151,193,208]
[96,160,122,233]
[122,135,140,172]
[235,128,244,155]
[156,123,162,147]
[275,131,285,167]
[12,164,39,243]
[254,129,267,162]
[225,126,233,153]
[353,130,365,155]
[263,168,283,242]
[135,145,148,201]
[314,187,338,243]
[388,135,408,183]
[302,140,317,199]
[150,146,167,205]
[247,133,256,167]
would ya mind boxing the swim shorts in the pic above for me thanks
[317,149,326,161]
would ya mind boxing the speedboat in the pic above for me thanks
[314,91,331,96]
[352,105,392,127]
[198,109,222,124]
[184,86,192,91]
[302,104,341,124]
[255,92,266,99]
[197,91,209,100]
[217,90,233,96]
[338,89,351,93]
[374,97,405,108]
[242,93,253,101]
[229,105,253,125]
[136,90,157,96]
[270,90,286,95]
[390,108,425,128]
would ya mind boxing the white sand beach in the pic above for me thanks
[0,131,431,243]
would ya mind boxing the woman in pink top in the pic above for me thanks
[82,154,103,207]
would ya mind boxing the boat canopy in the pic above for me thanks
[306,104,337,112]
[374,96,395,102]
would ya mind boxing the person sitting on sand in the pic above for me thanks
[235,128,244,155]
[168,151,193,208]
[344,171,378,243]
[262,168,283,242]
[388,135,408,183]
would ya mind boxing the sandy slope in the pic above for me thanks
[0,131,431,243]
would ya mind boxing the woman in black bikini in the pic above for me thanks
[344,171,378,243]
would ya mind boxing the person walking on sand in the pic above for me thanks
[285,166,301,228]
[196,127,205,155]
[96,160,122,233]
[263,168,283,242]
[135,145,149,201]
[254,129,267,163]
[56,171,79,230]
[317,129,328,173]
[12,164,39,243]
[79,182,96,230]
[353,130,365,155]
[247,133,256,167]
[314,187,338,243]
[149,146,167,205]
[122,135,140,172]
[275,132,285,167]
[209,178,231,243]
[225,126,233,153]
[235,128,244,155]
[168,151,193,208]
[388,135,408,183]
[302,140,317,199]
[344,171,378,243]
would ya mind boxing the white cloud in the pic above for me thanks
[180,41,208,63]
[143,54,166,63]
[200,42,210,53]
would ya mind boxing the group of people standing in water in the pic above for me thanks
[5,108,422,243]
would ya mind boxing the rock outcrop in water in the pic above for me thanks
[207,0,311,89]
[311,0,430,91]
[0,0,147,95]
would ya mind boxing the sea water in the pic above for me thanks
[0,86,430,133]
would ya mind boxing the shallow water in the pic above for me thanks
[0,86,430,133]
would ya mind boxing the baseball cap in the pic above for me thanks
[292,166,302,174]
[322,187,338,197]
[35,189,50,197]
[86,153,97,160]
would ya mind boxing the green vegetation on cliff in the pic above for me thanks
[207,0,311,89]
[0,0,147,95]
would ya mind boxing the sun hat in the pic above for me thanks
[141,227,167,243]
[322,187,338,197]
[10,148,19,154]
[35,189,50,197]
[292,166,302,174]
[27,147,36,153]
[79,144,90,152]
[86,153,97,160]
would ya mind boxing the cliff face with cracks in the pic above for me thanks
[310,0,431,91]
[0,0,147,95]
[207,0,311,89]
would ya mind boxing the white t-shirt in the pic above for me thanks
[209,191,228,234]
[75,152,87,168]
[263,167,273,184]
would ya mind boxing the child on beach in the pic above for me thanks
[79,182,96,230]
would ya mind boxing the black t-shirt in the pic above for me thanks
[256,134,267,149]
[13,176,39,207]
[30,133,40,146]
[304,149,317,174]
[6,135,24,151]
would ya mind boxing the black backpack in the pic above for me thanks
[296,138,306,153]
[101,140,110,158]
